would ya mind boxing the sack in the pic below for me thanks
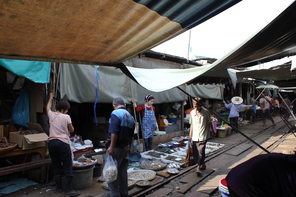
[184,141,195,167]
[102,153,118,183]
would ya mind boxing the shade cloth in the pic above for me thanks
[59,63,224,103]
[0,59,51,83]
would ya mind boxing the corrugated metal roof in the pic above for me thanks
[0,0,240,65]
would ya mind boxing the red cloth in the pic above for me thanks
[135,104,156,117]
[185,108,194,115]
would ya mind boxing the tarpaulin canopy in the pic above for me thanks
[123,57,218,92]
[122,1,296,91]
[59,64,224,103]
[0,0,240,66]
[0,59,51,83]
[202,0,296,78]
[232,57,296,87]
[256,85,279,89]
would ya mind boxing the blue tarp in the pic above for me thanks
[0,59,51,83]
[0,177,38,194]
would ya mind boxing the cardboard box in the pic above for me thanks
[0,124,10,138]
[9,122,48,150]
[0,125,3,137]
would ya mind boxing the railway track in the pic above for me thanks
[131,119,294,197]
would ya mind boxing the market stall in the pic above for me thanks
[97,135,224,195]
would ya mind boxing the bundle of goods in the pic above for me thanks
[70,135,93,153]
[73,155,96,168]
[128,169,156,181]
[102,179,136,190]
[20,130,40,135]
[0,137,11,148]
[136,180,150,187]
[154,147,174,154]
[141,160,167,171]
[0,137,17,152]
[166,168,179,174]
[146,151,167,158]
[164,155,185,163]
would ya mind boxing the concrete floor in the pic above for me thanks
[1,116,296,197]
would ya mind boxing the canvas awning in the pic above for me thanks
[59,63,224,103]
[203,0,296,77]
[256,85,279,89]
[121,1,296,91]
[0,0,240,66]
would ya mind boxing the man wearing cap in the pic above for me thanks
[223,96,252,131]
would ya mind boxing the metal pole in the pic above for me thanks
[187,30,191,63]
[177,86,270,153]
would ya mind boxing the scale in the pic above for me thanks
[159,115,169,127]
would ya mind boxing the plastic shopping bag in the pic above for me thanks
[102,153,118,183]
[184,141,195,167]
[11,86,30,127]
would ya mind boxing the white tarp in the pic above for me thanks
[59,63,224,103]
[124,57,218,92]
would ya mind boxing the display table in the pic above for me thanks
[0,147,48,181]
[159,124,179,134]
[153,130,183,148]
[0,146,46,159]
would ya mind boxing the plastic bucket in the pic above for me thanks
[169,117,177,124]
[72,165,95,190]
[219,177,230,197]
[219,186,230,197]
[93,164,102,177]
[218,129,227,138]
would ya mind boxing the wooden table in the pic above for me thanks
[0,146,47,159]
[0,146,48,182]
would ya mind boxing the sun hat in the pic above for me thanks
[231,96,243,105]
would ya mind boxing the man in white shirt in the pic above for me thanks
[189,97,213,176]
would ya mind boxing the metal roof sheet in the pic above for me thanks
[0,0,240,65]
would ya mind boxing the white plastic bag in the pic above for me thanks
[103,153,118,183]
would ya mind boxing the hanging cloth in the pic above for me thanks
[93,66,100,125]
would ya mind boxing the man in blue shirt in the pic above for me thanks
[105,97,135,197]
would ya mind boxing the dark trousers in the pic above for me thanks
[230,117,238,131]
[48,139,73,178]
[192,141,207,166]
[144,137,153,151]
[107,147,129,197]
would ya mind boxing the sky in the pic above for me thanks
[152,0,294,60]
